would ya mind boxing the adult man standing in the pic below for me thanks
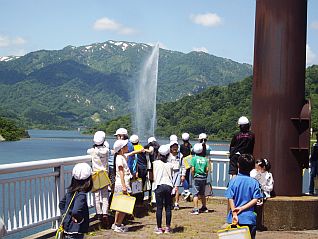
[228,116,255,177]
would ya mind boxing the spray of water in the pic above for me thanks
[134,43,159,139]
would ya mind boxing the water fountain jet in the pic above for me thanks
[133,43,159,139]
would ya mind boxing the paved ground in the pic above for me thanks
[86,197,318,239]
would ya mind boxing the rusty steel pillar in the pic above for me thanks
[252,0,309,196]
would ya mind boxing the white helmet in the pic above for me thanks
[114,128,128,136]
[198,133,207,140]
[147,136,156,144]
[169,140,179,147]
[113,139,129,153]
[193,143,203,154]
[93,131,106,145]
[158,144,170,156]
[72,163,92,180]
[169,134,178,141]
[129,134,139,144]
[238,116,249,125]
[182,132,190,141]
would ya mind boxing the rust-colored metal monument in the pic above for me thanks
[252,0,310,196]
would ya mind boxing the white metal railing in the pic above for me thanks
[208,150,230,190]
[0,150,230,236]
[0,155,95,236]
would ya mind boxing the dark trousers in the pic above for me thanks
[309,160,318,194]
[155,184,173,228]
[229,154,239,175]
[136,167,147,204]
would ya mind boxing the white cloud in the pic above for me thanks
[0,35,26,48]
[311,21,318,30]
[13,37,26,45]
[93,17,137,35]
[306,44,316,65]
[190,13,222,27]
[0,35,10,47]
[193,47,209,53]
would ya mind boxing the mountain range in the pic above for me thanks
[0,40,252,129]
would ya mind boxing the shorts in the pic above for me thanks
[193,178,207,196]
[172,171,181,187]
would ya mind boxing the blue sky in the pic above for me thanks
[0,0,318,65]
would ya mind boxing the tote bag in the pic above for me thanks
[183,155,193,169]
[92,170,111,192]
[130,178,143,194]
[217,224,251,239]
[110,193,136,214]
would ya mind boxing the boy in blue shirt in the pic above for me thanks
[225,154,262,239]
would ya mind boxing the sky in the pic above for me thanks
[0,0,318,65]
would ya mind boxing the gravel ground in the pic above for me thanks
[86,197,318,239]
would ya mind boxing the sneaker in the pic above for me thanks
[154,227,164,234]
[199,206,208,213]
[306,192,314,196]
[190,208,199,215]
[112,223,126,230]
[174,204,180,210]
[164,226,172,233]
[114,225,128,233]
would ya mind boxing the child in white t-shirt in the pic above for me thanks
[87,131,110,227]
[250,158,274,199]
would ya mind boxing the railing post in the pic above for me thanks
[53,165,65,229]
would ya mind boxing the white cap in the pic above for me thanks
[193,143,203,154]
[113,139,129,153]
[198,133,207,140]
[72,163,92,180]
[93,131,106,145]
[114,128,128,136]
[238,116,249,125]
[104,140,109,149]
[147,137,156,144]
[182,132,190,141]
[130,134,139,144]
[169,134,178,141]
[158,144,170,156]
[170,140,179,147]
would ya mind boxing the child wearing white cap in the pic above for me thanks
[167,140,183,210]
[59,163,93,239]
[87,131,110,227]
[190,143,209,215]
[153,144,174,234]
[112,139,132,233]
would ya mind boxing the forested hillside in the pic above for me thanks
[97,76,252,139]
[98,65,318,140]
[0,40,252,129]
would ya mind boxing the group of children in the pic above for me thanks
[58,117,274,238]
